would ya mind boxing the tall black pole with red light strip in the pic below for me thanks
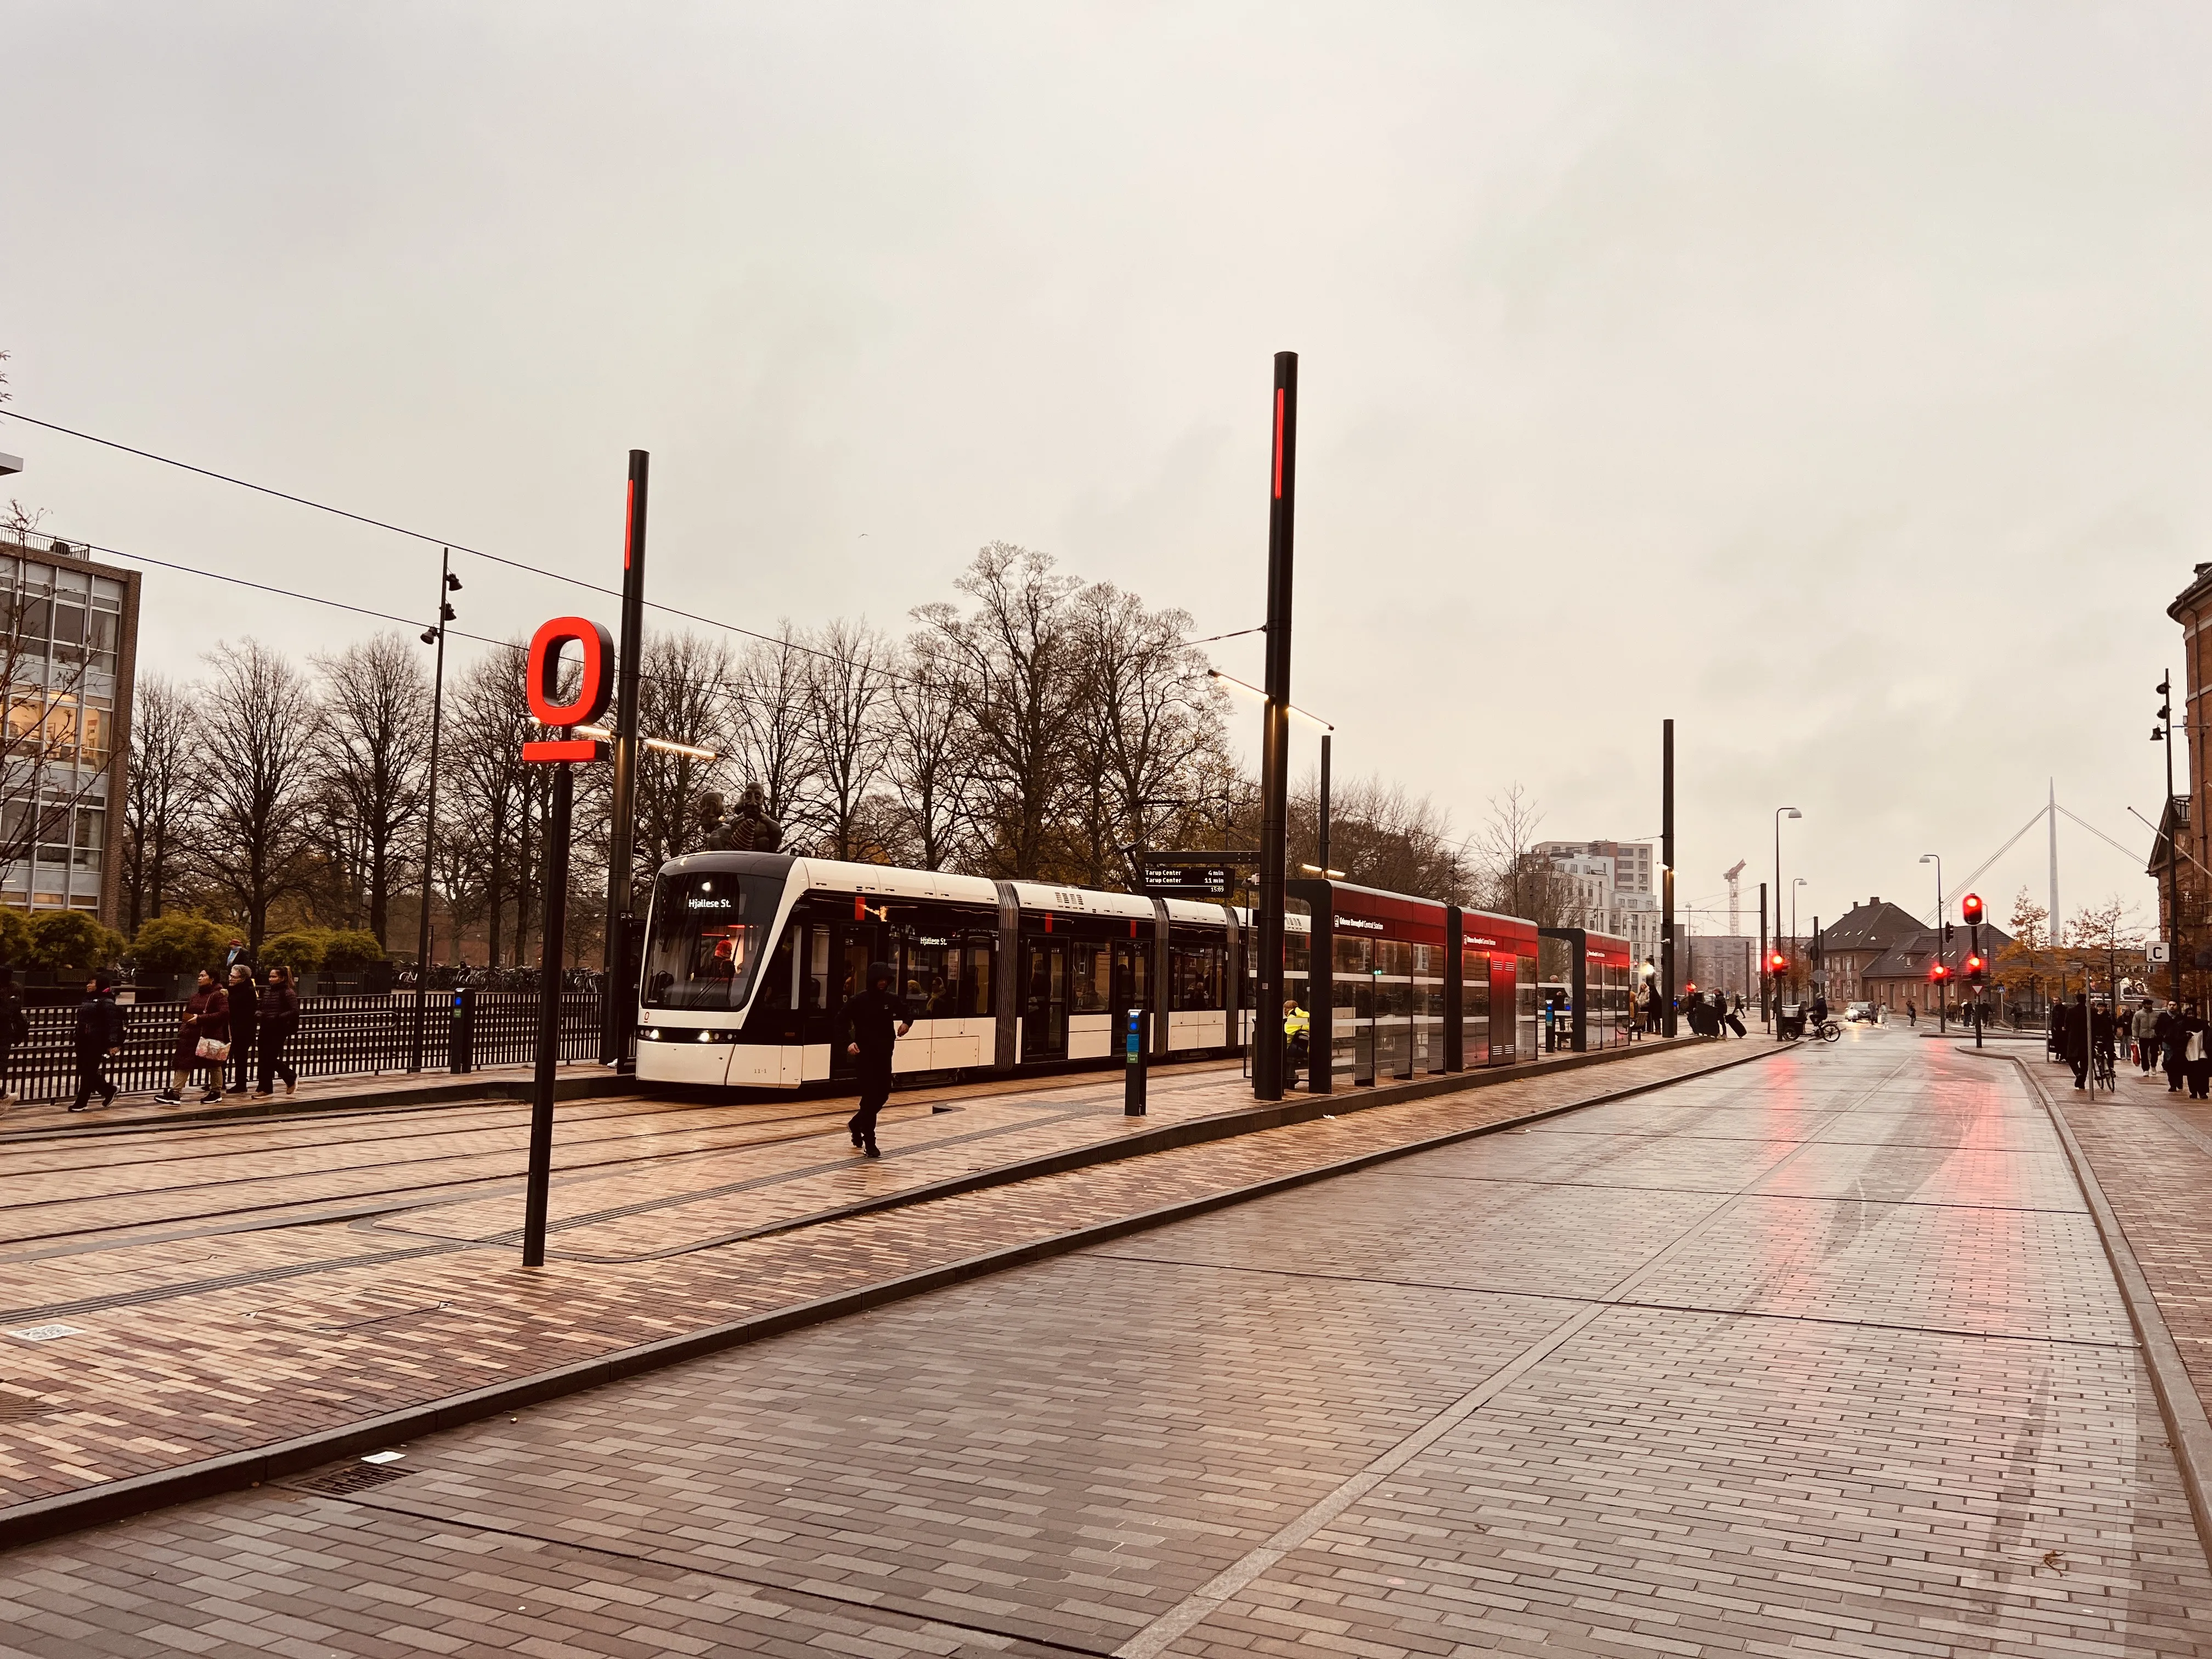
[600,451,649,1071]
[1252,352,1297,1101]
[520,617,614,1268]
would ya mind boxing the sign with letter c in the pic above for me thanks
[521,616,615,763]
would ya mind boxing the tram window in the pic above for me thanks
[803,927,831,1013]
[961,940,994,1018]
[1333,935,1370,975]
[642,870,783,1010]
[905,940,958,1018]
[1072,943,1111,1013]
[1172,944,1223,1009]
[758,932,795,1011]
[1110,941,1150,1009]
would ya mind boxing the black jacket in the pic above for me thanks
[227,979,261,1037]
[840,986,905,1064]
[74,990,126,1051]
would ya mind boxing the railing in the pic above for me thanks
[5,989,606,1105]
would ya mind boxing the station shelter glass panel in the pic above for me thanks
[1516,952,1539,1062]
[1460,944,1491,1065]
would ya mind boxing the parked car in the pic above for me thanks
[1846,1001,1876,1023]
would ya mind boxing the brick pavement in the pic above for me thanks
[2041,1051,2212,1441]
[2,1025,2204,1655]
[0,1041,1737,1524]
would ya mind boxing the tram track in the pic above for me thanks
[0,1073,1249,1310]
[1,1071,1237,1250]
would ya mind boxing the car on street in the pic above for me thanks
[1846,1001,1876,1023]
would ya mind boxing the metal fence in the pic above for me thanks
[6,989,606,1105]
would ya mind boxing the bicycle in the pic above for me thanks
[2092,1045,2117,1092]
[1807,1017,1841,1043]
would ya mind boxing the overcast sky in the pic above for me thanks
[8,2,2207,938]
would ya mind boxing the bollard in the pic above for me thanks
[448,985,475,1074]
[1124,1006,1148,1115]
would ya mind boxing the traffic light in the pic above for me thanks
[1930,963,1949,982]
[1768,951,1787,973]
[1961,893,1984,927]
[1965,953,1985,981]
[1943,922,1954,943]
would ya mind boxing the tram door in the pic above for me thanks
[827,922,882,1079]
[1022,939,1070,1060]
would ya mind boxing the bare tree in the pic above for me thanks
[882,633,975,871]
[1466,782,1575,923]
[799,618,893,862]
[915,543,1084,879]
[312,633,431,946]
[727,624,813,841]
[121,674,190,932]
[445,647,533,964]
[191,640,325,947]
[632,631,736,890]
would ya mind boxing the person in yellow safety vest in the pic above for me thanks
[1283,998,1310,1039]
[1283,998,1311,1088]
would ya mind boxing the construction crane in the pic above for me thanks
[1723,860,1746,935]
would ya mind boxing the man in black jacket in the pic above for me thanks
[224,964,259,1095]
[69,973,126,1113]
[840,961,911,1159]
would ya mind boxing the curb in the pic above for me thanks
[0,1039,1787,1553]
[2011,1054,2212,1567]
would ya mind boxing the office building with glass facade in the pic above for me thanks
[0,534,142,925]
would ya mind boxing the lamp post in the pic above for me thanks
[1920,851,1945,1033]
[2157,673,2181,1007]
[1771,807,1800,1030]
[1792,877,1807,1000]
[408,551,461,1072]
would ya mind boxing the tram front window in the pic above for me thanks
[642,872,783,1009]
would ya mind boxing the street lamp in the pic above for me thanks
[1772,807,1800,1032]
[2156,674,2181,1007]
[409,552,462,1073]
[1920,851,1945,1033]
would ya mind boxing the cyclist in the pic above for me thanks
[1809,992,1830,1035]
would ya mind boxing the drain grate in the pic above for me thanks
[295,1461,413,1496]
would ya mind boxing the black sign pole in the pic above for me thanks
[1254,351,1298,1102]
[601,451,648,1070]
[1661,718,1676,1038]
[522,757,575,1268]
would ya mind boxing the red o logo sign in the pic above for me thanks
[520,616,615,763]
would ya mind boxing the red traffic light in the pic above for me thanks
[1961,892,1985,927]
[1965,954,1984,975]
[1768,952,1787,972]
[1930,964,1949,980]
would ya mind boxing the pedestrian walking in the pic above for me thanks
[1906,1000,1917,1027]
[2063,992,2091,1090]
[0,964,25,1111]
[159,968,230,1104]
[2185,1002,2212,1101]
[839,961,910,1159]
[68,973,126,1112]
[224,963,259,1094]
[257,965,300,1096]
[2159,1001,2183,1093]
[2134,999,2160,1074]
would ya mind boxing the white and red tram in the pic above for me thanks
[633,850,1610,1093]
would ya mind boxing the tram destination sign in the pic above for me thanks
[1137,850,1254,899]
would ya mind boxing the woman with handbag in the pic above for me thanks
[157,968,230,1105]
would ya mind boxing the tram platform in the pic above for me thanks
[0,1034,1758,1548]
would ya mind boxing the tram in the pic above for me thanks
[633,849,1622,1092]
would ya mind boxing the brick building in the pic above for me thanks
[2156,562,2212,986]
